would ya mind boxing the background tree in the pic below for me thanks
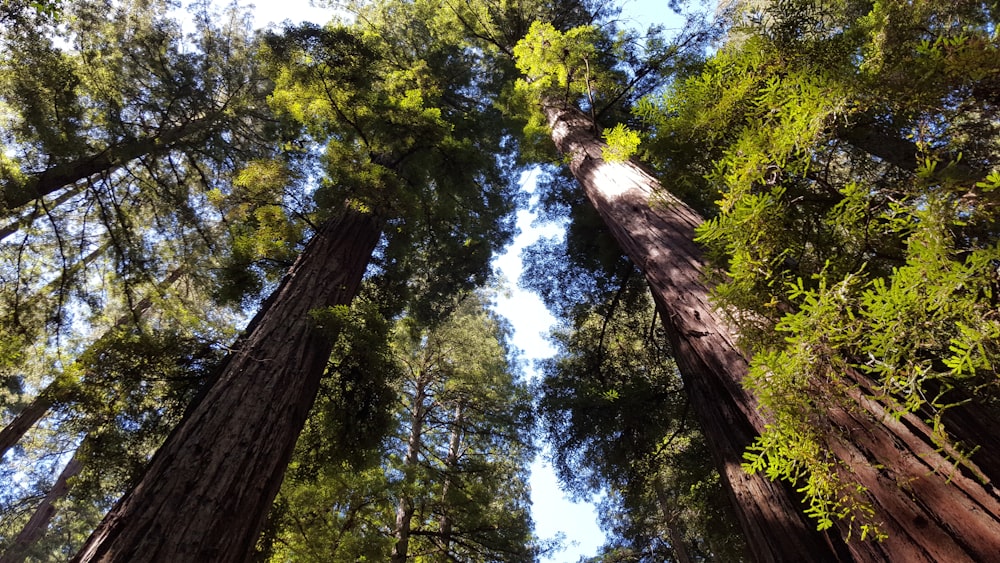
[260,292,538,562]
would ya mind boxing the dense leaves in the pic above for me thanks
[639,0,1000,536]
[262,294,539,562]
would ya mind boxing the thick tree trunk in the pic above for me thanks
[542,100,1000,561]
[543,99,844,561]
[0,440,85,563]
[2,115,218,213]
[391,378,429,563]
[71,208,383,563]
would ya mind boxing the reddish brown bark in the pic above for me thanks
[71,208,383,563]
[542,100,1000,561]
[0,390,60,462]
[544,100,843,561]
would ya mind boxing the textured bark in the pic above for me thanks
[72,208,383,563]
[2,115,219,212]
[544,100,844,561]
[542,100,1000,561]
[391,377,429,563]
[0,442,84,563]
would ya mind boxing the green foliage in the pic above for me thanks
[600,124,640,162]
[640,0,1000,538]
[513,21,599,98]
[264,14,520,325]
[209,158,305,306]
[306,297,400,469]
[265,293,539,562]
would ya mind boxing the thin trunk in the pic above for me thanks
[836,121,982,181]
[72,208,384,563]
[391,378,429,563]
[438,402,464,555]
[651,478,693,563]
[0,439,85,563]
[0,266,186,461]
[2,115,219,212]
[543,100,1000,561]
[0,184,85,242]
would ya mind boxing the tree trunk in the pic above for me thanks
[0,267,187,462]
[438,402,464,555]
[71,208,384,563]
[651,477,693,563]
[0,184,85,242]
[543,99,845,561]
[2,114,219,213]
[542,100,1000,561]
[391,377,429,563]
[0,440,85,563]
[0,389,61,462]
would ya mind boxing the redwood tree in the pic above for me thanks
[69,13,518,560]
[510,13,1000,560]
[72,208,384,562]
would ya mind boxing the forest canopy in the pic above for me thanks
[1,0,999,561]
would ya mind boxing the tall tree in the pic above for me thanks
[70,10,519,559]
[0,0,280,434]
[508,4,1000,559]
[267,293,537,562]
[524,227,748,561]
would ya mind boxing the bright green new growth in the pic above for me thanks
[601,123,640,162]
[641,0,1000,539]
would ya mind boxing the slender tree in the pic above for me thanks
[266,293,537,563]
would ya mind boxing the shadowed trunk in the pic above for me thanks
[391,375,430,563]
[0,440,85,563]
[651,478,693,563]
[0,184,85,242]
[2,115,220,213]
[71,207,384,563]
[542,100,1000,561]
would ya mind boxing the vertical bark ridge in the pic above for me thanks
[543,99,844,561]
[72,208,383,563]
[542,100,1000,561]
